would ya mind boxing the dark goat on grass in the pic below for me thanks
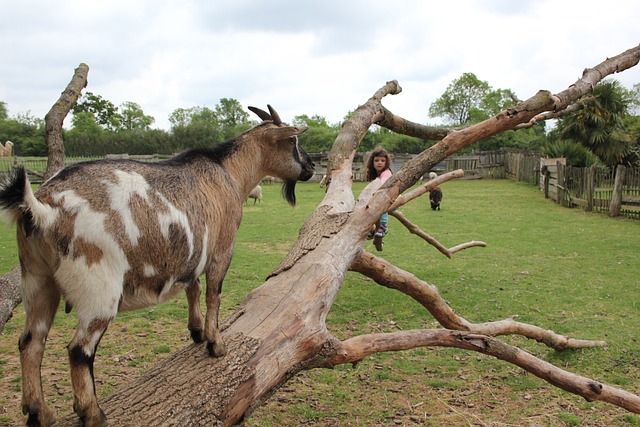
[0,105,315,427]
[428,172,443,210]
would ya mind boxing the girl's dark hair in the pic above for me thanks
[365,148,392,181]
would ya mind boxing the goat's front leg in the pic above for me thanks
[185,277,205,343]
[68,315,113,427]
[204,253,232,357]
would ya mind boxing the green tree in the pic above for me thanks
[293,114,338,153]
[215,98,251,140]
[476,122,547,152]
[624,82,640,115]
[118,102,154,131]
[478,88,518,118]
[169,106,223,150]
[360,126,427,154]
[73,92,121,130]
[542,139,599,167]
[0,101,8,121]
[430,73,550,152]
[64,112,106,155]
[0,111,46,156]
[169,107,195,128]
[429,72,491,125]
[556,79,632,167]
[69,112,103,138]
[169,99,252,150]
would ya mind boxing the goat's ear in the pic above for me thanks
[268,125,308,140]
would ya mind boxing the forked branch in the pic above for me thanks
[390,210,487,258]
[350,250,607,350]
[326,330,640,413]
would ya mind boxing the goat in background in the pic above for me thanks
[0,105,315,427]
[428,171,443,211]
[247,184,263,204]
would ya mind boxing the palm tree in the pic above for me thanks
[556,80,632,167]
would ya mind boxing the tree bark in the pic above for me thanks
[610,164,626,217]
[0,266,21,332]
[44,63,89,180]
[5,46,640,425]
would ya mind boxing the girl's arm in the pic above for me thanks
[379,169,392,184]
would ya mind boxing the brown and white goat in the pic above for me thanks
[0,105,314,427]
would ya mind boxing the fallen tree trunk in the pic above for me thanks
[4,47,640,425]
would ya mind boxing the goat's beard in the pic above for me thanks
[282,180,297,206]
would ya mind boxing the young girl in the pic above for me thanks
[365,147,393,238]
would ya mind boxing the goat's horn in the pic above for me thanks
[267,105,282,126]
[248,106,272,122]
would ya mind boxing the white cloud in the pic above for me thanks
[0,0,638,130]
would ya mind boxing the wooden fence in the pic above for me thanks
[445,151,507,179]
[457,150,640,220]
[0,155,169,184]
[542,162,640,220]
[3,151,639,220]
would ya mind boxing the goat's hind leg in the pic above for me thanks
[204,254,232,357]
[185,277,205,343]
[19,275,60,427]
[68,313,114,427]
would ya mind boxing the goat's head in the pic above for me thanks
[249,105,315,206]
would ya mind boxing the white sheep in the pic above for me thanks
[0,105,315,427]
[247,184,262,204]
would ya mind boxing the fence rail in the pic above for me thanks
[0,155,169,184]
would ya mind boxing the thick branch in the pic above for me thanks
[515,95,594,129]
[323,80,402,198]
[376,105,454,140]
[44,63,89,180]
[327,330,640,414]
[552,45,640,111]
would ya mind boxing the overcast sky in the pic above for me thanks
[1,0,638,130]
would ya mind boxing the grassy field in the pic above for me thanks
[1,179,639,426]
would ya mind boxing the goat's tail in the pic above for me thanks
[0,166,54,228]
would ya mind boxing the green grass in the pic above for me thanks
[1,179,640,426]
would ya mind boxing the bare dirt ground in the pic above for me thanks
[2,316,637,427]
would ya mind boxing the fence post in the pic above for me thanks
[556,161,565,206]
[543,168,550,198]
[587,164,596,212]
[610,164,626,217]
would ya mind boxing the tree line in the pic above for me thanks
[1,73,638,168]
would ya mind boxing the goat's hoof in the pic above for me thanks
[79,408,108,427]
[190,328,204,344]
[23,403,56,427]
[207,341,227,357]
